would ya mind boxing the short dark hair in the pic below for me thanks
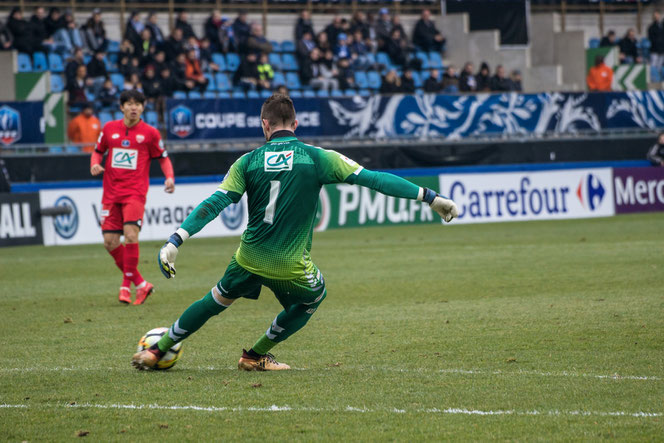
[261,94,295,127]
[119,89,146,106]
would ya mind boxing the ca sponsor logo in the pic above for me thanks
[170,105,193,138]
[576,173,605,211]
[0,105,21,146]
[111,148,138,170]
[264,151,293,172]
[53,196,78,239]
[220,200,244,230]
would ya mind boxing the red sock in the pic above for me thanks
[109,245,131,287]
[124,243,145,287]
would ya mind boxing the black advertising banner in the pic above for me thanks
[0,192,43,247]
[446,0,528,45]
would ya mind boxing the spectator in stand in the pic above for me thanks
[87,50,108,96]
[257,53,274,91]
[172,52,191,88]
[145,13,165,46]
[350,11,369,40]
[459,62,476,92]
[175,10,197,41]
[619,28,642,64]
[296,30,316,64]
[120,56,141,81]
[124,72,143,92]
[205,11,227,53]
[648,11,664,71]
[476,62,491,92]
[199,38,220,72]
[142,65,161,104]
[587,54,613,91]
[45,7,66,39]
[243,23,272,55]
[380,69,401,94]
[150,50,168,75]
[375,8,392,50]
[67,64,92,106]
[391,15,408,45]
[510,70,523,92]
[647,132,664,166]
[336,58,355,90]
[295,10,314,41]
[324,16,344,48]
[0,21,12,50]
[276,84,289,96]
[30,7,53,50]
[136,28,156,64]
[365,12,379,52]
[234,52,261,90]
[413,9,445,53]
[319,49,339,91]
[599,30,617,48]
[7,8,42,54]
[350,29,371,70]
[67,103,101,152]
[184,49,208,92]
[164,27,185,62]
[63,11,85,51]
[490,65,511,91]
[303,48,338,91]
[65,48,85,86]
[233,11,251,51]
[159,67,181,98]
[317,31,332,53]
[400,69,416,94]
[120,38,134,57]
[125,11,144,51]
[442,65,459,93]
[384,28,409,67]
[82,9,107,53]
[98,78,118,109]
[335,33,351,61]
[217,17,235,54]
[423,69,441,93]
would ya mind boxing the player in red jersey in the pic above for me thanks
[90,90,175,305]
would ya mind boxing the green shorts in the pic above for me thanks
[216,256,327,310]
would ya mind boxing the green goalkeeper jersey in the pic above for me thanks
[218,133,361,280]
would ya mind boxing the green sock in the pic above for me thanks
[157,291,228,353]
[251,334,277,355]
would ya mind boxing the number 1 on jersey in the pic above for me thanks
[263,180,281,224]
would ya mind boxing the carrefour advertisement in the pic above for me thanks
[0,101,44,146]
[39,184,246,246]
[439,168,615,224]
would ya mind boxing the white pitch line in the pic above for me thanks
[1,365,659,381]
[0,403,660,418]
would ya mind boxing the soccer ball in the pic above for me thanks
[136,327,183,370]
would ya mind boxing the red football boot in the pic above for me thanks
[118,286,131,304]
[134,281,154,305]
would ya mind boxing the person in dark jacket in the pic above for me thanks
[400,69,416,93]
[490,65,511,92]
[384,28,409,67]
[647,133,664,166]
[476,62,491,92]
[98,78,118,109]
[619,28,642,64]
[141,65,162,101]
[0,21,12,50]
[233,11,251,51]
[30,7,50,47]
[175,10,197,41]
[164,28,185,62]
[145,13,165,46]
[86,50,108,79]
[7,8,41,54]
[648,11,664,70]
[441,65,459,93]
[324,16,344,48]
[599,30,617,47]
[44,7,66,38]
[295,10,314,41]
[459,62,476,92]
[423,69,441,93]
[234,52,261,90]
[82,9,107,52]
[379,69,401,94]
[509,69,523,92]
[65,48,85,86]
[412,9,445,52]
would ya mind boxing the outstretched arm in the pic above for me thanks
[344,168,458,222]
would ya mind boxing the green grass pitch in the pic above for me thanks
[1,213,662,441]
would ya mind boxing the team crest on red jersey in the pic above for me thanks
[136,134,145,143]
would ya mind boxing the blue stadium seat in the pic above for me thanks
[281,53,298,71]
[113,111,124,120]
[188,91,202,99]
[17,53,32,72]
[232,91,246,99]
[365,53,376,65]
[49,146,64,153]
[270,41,281,52]
[99,111,113,126]
[85,90,95,102]
[173,91,187,99]
[317,89,330,98]
[65,145,81,153]
[344,89,356,96]
[331,89,344,97]
[225,53,240,72]
[212,53,226,71]
[110,73,124,90]
[261,89,272,98]
[415,51,429,70]
[367,71,382,89]
[33,52,48,71]
[640,38,651,58]
[358,89,371,97]
[289,90,303,98]
[107,40,121,52]
[428,52,443,70]
[204,91,217,98]
[218,91,231,98]
[415,88,424,95]
[48,53,64,72]
[589,38,600,49]
[272,72,286,87]
[286,72,301,90]
[215,73,231,91]
[50,74,65,93]
[376,52,393,70]
[650,65,661,82]
[204,73,216,91]
[411,71,423,88]
[281,41,295,52]
[303,90,316,98]
[84,54,92,65]
[268,53,282,71]
[247,90,260,98]
[145,111,159,127]
[354,72,369,89]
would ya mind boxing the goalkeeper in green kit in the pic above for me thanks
[132,94,458,371]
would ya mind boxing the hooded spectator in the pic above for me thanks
[476,62,491,92]
[413,9,445,52]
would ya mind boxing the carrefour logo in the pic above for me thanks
[220,200,244,230]
[264,151,293,172]
[53,196,78,239]
[170,105,193,138]
[576,173,605,211]
[0,105,21,146]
